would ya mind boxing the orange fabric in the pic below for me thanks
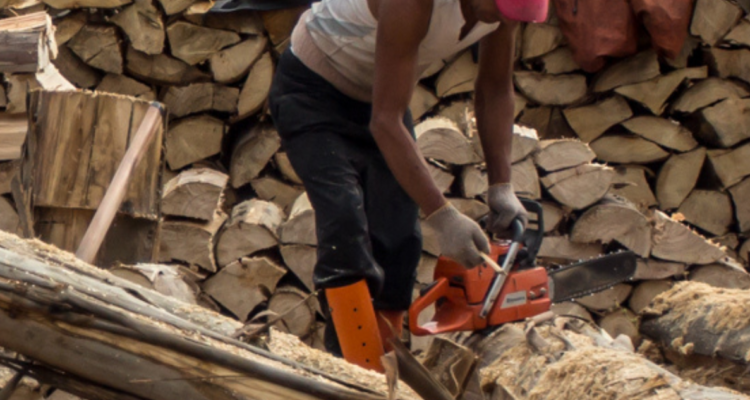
[325,280,385,372]
[377,310,404,353]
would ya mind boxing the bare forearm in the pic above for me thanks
[475,91,515,184]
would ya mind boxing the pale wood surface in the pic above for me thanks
[416,117,482,165]
[540,164,614,209]
[165,114,225,170]
[671,77,749,114]
[513,71,586,106]
[656,147,706,210]
[210,37,267,84]
[280,244,316,292]
[693,98,750,148]
[570,196,652,257]
[621,116,698,152]
[609,166,657,210]
[678,190,734,236]
[167,21,240,65]
[511,157,541,199]
[707,143,750,188]
[53,10,86,45]
[0,113,26,161]
[251,177,304,213]
[593,50,660,92]
[163,83,239,117]
[230,123,281,188]
[521,23,563,60]
[563,96,632,142]
[216,199,283,267]
[538,47,580,74]
[650,210,727,265]
[96,74,155,100]
[537,235,603,261]
[268,286,317,339]
[279,193,316,246]
[236,52,273,120]
[576,284,632,312]
[590,135,670,164]
[410,84,439,120]
[614,67,708,115]
[689,264,750,290]
[690,0,742,45]
[729,177,750,233]
[533,139,595,172]
[629,280,673,314]
[68,25,122,74]
[436,51,477,98]
[111,0,164,55]
[53,45,101,88]
[126,47,210,84]
[162,168,228,221]
[159,214,226,272]
[634,259,686,281]
[707,48,750,85]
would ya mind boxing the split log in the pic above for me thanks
[740,239,750,263]
[165,115,225,170]
[656,147,706,210]
[593,50,660,92]
[550,302,592,322]
[609,166,657,210]
[166,21,239,65]
[562,96,632,142]
[671,77,749,114]
[203,257,286,321]
[163,83,239,117]
[521,23,563,60]
[633,259,686,281]
[537,235,603,262]
[614,67,708,115]
[449,198,489,221]
[459,165,487,198]
[274,152,302,185]
[533,139,594,172]
[0,197,20,234]
[261,6,307,45]
[236,52,273,120]
[0,12,55,73]
[250,177,303,213]
[690,264,750,290]
[436,51,477,98]
[5,74,39,113]
[706,48,750,85]
[707,143,750,188]
[0,114,26,161]
[540,200,566,233]
[415,118,482,165]
[53,10,86,45]
[268,286,317,339]
[68,25,122,74]
[52,46,100,88]
[537,47,580,74]
[433,95,472,133]
[513,71,586,106]
[729,177,750,233]
[96,75,154,101]
[0,161,19,195]
[409,84,439,120]
[280,244,316,292]
[570,196,652,257]
[110,0,164,55]
[156,0,197,15]
[279,193,316,246]
[35,63,75,91]
[210,36,267,84]
[43,0,128,7]
[110,263,199,305]
[216,199,283,268]
[690,0,742,45]
[511,125,541,163]
[201,10,264,35]
[428,163,455,194]
[540,163,614,210]
[518,106,551,139]
[229,123,281,188]
[621,117,698,152]
[725,19,750,46]
[650,210,727,265]
[159,213,226,273]
[511,158,541,200]
[576,284,632,312]
[590,135,670,164]
[677,190,734,236]
[599,309,640,347]
[125,47,210,84]
[690,98,750,148]
[629,280,673,314]
[162,169,227,221]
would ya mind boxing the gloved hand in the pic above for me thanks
[424,203,490,268]
[487,183,528,238]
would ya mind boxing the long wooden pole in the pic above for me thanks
[75,104,163,264]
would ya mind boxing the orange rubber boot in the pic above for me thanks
[325,280,385,372]
[377,310,404,353]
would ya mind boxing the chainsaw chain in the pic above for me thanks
[546,250,635,302]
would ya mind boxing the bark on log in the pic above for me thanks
[562,96,632,142]
[279,193,316,246]
[416,118,482,165]
[690,0,742,46]
[159,213,226,273]
[236,52,273,121]
[671,78,749,114]
[436,51,477,98]
[229,123,281,188]
[110,0,164,55]
[125,47,210,84]
[0,12,55,74]
[533,139,595,172]
[216,199,283,268]
[690,98,750,148]
[162,168,228,221]
[210,37,267,84]
[651,210,727,265]
[707,143,750,188]
[165,115,224,170]
[729,177,750,233]
[677,190,734,236]
[513,71,586,106]
[590,135,670,164]
[166,21,239,65]
[163,83,239,117]
[280,244,316,292]
[656,147,706,210]
[68,25,122,74]
[570,196,652,257]
[593,50,660,92]
[540,164,614,209]
[614,67,708,115]
[621,116,698,153]
[609,166,657,210]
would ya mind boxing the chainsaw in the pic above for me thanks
[409,199,637,336]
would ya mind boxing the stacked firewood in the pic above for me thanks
[0,0,749,392]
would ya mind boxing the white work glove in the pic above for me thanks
[424,203,490,268]
[487,183,528,238]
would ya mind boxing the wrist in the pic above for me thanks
[424,199,450,220]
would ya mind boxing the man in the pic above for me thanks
[268,0,546,372]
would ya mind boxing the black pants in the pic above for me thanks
[268,49,422,311]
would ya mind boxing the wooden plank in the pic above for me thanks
[0,113,27,161]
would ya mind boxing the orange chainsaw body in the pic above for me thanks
[409,241,551,336]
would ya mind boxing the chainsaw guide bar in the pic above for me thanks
[547,251,637,303]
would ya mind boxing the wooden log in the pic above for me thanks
[280,244,316,292]
[677,190,734,236]
[162,169,227,221]
[436,51,477,98]
[274,152,302,185]
[656,147,706,210]
[706,143,750,188]
[521,23,563,60]
[415,118,482,165]
[511,124,541,163]
[5,74,39,114]
[650,210,727,265]
[537,235,603,262]
[200,10,264,35]
[427,162,454,194]
[629,280,673,314]
[68,25,122,74]
[725,19,750,46]
[54,10,86,45]
[609,166,657,210]
[235,52,273,121]
[43,0,128,7]
[163,83,239,118]
[533,139,594,172]
[690,0,742,46]
[165,115,224,170]
[166,21,239,65]
[409,84,439,120]
[690,98,750,148]
[261,6,307,46]
[576,284,632,312]
[0,161,18,195]
[110,0,164,55]
[52,45,101,88]
[250,177,304,213]
[230,123,281,188]
[671,77,749,114]
[210,37,267,84]
[550,302,592,322]
[34,63,74,91]
[96,74,154,100]
[706,48,750,85]
[540,200,566,233]
[590,135,670,164]
[268,286,317,339]
[537,47,580,75]
[216,199,283,268]
[614,67,708,115]
[0,12,55,74]
[156,0,197,15]
[593,50,660,92]
[729,177,750,233]
[513,71,586,106]
[511,158,541,200]
[634,259,686,281]
[125,47,210,84]
[570,196,652,257]
[740,239,750,263]
[621,116,698,153]
[599,309,640,347]
[203,257,286,321]
[518,106,551,139]
[449,198,489,221]
[459,165,487,198]
[110,263,199,305]
[279,193,316,246]
[689,264,750,289]
[540,164,614,210]
[562,96,632,142]
[0,197,20,235]
[159,213,226,273]
[0,113,27,161]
